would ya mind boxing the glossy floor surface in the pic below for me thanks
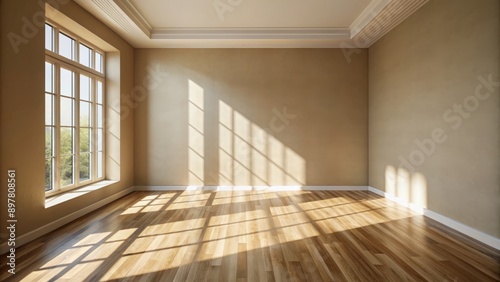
[1,191,499,281]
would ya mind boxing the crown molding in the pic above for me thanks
[77,0,430,48]
[113,0,152,37]
[350,0,391,38]
[352,0,429,47]
[151,28,350,40]
[89,0,148,43]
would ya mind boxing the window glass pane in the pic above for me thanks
[60,97,74,126]
[45,62,53,93]
[97,152,103,178]
[80,153,91,182]
[80,74,91,101]
[95,52,102,73]
[45,94,53,125]
[96,81,103,104]
[97,104,103,128]
[80,128,91,153]
[60,68,74,97]
[80,101,91,127]
[45,158,53,191]
[61,155,74,187]
[59,32,74,60]
[45,127,53,158]
[45,25,107,192]
[60,127,73,156]
[97,128,103,151]
[79,44,91,68]
[45,24,53,51]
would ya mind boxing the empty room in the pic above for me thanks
[0,0,499,281]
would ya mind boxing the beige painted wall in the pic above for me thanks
[134,49,368,186]
[369,0,499,237]
[0,0,134,240]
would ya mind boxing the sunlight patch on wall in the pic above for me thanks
[385,165,428,210]
[411,172,427,208]
[385,165,397,196]
[285,148,306,185]
[397,168,410,202]
[218,101,306,186]
[188,80,205,185]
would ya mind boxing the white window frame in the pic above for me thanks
[45,20,106,196]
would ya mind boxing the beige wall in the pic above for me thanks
[0,0,134,240]
[369,0,499,237]
[134,49,368,186]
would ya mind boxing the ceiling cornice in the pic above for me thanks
[352,0,429,47]
[151,28,351,41]
[90,0,148,42]
[77,0,430,48]
[350,0,391,38]
[113,0,152,37]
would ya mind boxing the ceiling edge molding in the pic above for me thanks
[350,0,391,39]
[114,0,152,37]
[78,0,430,48]
[90,0,147,40]
[151,28,351,40]
[352,0,429,47]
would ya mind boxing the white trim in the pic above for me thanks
[45,180,119,208]
[367,186,425,214]
[113,0,152,37]
[352,0,429,47]
[368,186,500,250]
[0,186,135,255]
[150,28,350,40]
[76,0,428,48]
[423,210,500,251]
[350,0,391,38]
[135,185,368,191]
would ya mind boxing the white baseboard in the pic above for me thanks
[368,186,500,250]
[0,186,135,255]
[367,186,425,214]
[134,185,368,191]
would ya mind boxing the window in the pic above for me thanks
[45,22,105,195]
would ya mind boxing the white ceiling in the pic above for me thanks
[73,0,429,48]
[129,0,372,28]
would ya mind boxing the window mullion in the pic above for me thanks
[46,50,104,79]
[54,64,61,192]
[75,73,80,186]
[91,46,95,70]
[92,79,97,181]
[101,53,105,74]
[75,39,79,65]
[101,80,105,180]
[54,26,59,55]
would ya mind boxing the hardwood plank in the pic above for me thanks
[0,191,497,282]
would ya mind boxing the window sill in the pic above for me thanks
[45,180,118,208]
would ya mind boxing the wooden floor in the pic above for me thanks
[1,191,499,281]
